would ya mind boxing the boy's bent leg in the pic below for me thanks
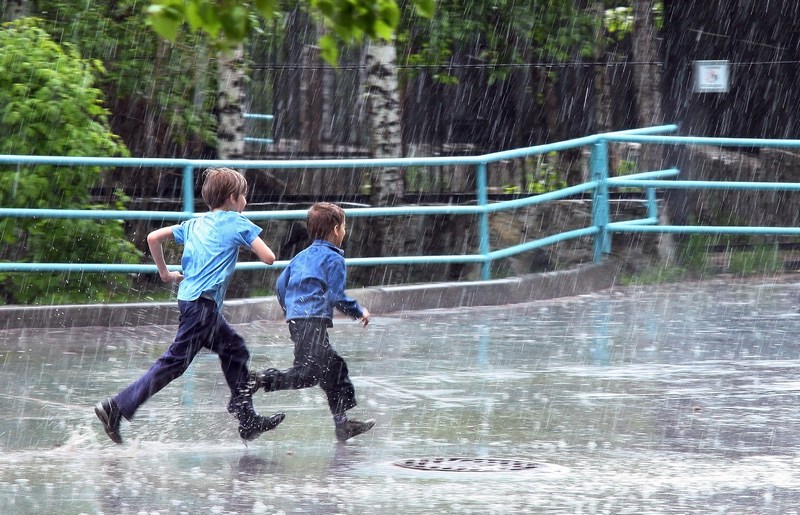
[317,344,357,415]
[111,300,211,422]
[113,352,192,420]
[207,312,286,440]
[209,317,255,417]
[256,319,330,394]
[229,378,286,441]
[324,355,374,442]
[308,328,373,442]
[256,365,319,392]
[208,311,251,396]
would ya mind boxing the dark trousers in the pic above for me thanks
[114,297,250,421]
[261,318,356,416]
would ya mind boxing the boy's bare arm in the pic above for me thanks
[147,226,183,283]
[249,236,276,265]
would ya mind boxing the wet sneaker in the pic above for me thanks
[95,398,122,444]
[253,368,281,392]
[335,418,375,443]
[238,412,286,441]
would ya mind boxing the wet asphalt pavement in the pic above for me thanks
[2,277,800,514]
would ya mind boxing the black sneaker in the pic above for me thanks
[254,368,281,392]
[95,398,122,444]
[335,418,375,443]
[239,412,286,441]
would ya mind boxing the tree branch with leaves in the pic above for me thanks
[146,0,434,63]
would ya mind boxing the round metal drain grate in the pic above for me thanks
[393,457,538,473]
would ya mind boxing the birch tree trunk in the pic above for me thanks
[363,39,404,284]
[216,45,246,161]
[216,44,284,198]
[1,0,27,21]
[364,39,403,206]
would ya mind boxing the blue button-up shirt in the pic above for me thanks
[276,239,364,324]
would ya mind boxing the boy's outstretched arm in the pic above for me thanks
[358,307,370,327]
[249,236,276,265]
[147,226,183,283]
[329,259,370,326]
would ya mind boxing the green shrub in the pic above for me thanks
[0,18,142,304]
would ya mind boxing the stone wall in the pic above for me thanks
[671,146,800,240]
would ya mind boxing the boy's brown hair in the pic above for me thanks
[201,167,248,209]
[307,202,345,241]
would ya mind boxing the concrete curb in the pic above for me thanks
[0,260,624,329]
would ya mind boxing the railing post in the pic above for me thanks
[183,165,195,214]
[646,186,657,219]
[591,141,610,263]
[476,162,491,280]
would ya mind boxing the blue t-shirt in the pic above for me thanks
[276,239,364,324]
[173,210,262,307]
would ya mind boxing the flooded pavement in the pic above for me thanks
[2,277,800,514]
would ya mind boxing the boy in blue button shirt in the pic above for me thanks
[252,202,375,442]
[94,167,285,444]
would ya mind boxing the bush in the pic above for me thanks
[0,18,142,304]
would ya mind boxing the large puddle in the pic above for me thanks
[2,277,800,513]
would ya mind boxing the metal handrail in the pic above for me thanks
[1,124,698,279]
[600,134,800,246]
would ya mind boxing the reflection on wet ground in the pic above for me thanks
[2,277,800,513]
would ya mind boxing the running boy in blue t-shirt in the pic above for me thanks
[251,202,375,443]
[95,167,285,444]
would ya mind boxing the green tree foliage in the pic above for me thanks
[0,18,143,304]
[33,0,218,155]
[146,0,435,63]
[604,2,663,39]
[398,0,595,85]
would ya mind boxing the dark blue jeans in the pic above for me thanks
[114,297,250,421]
[261,318,356,416]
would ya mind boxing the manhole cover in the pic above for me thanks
[393,457,538,473]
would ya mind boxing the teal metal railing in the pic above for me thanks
[243,113,274,145]
[10,124,800,281]
[0,125,674,279]
[599,134,800,263]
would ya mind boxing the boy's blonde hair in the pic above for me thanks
[201,167,248,209]
[307,202,345,240]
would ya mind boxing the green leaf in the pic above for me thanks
[147,7,183,40]
[319,34,339,66]
[219,6,252,41]
[316,0,335,18]
[374,20,393,41]
[414,0,435,18]
[184,1,205,30]
[253,0,275,18]
[380,2,401,28]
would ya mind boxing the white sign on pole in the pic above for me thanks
[693,60,730,93]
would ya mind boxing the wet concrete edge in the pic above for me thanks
[0,259,624,329]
